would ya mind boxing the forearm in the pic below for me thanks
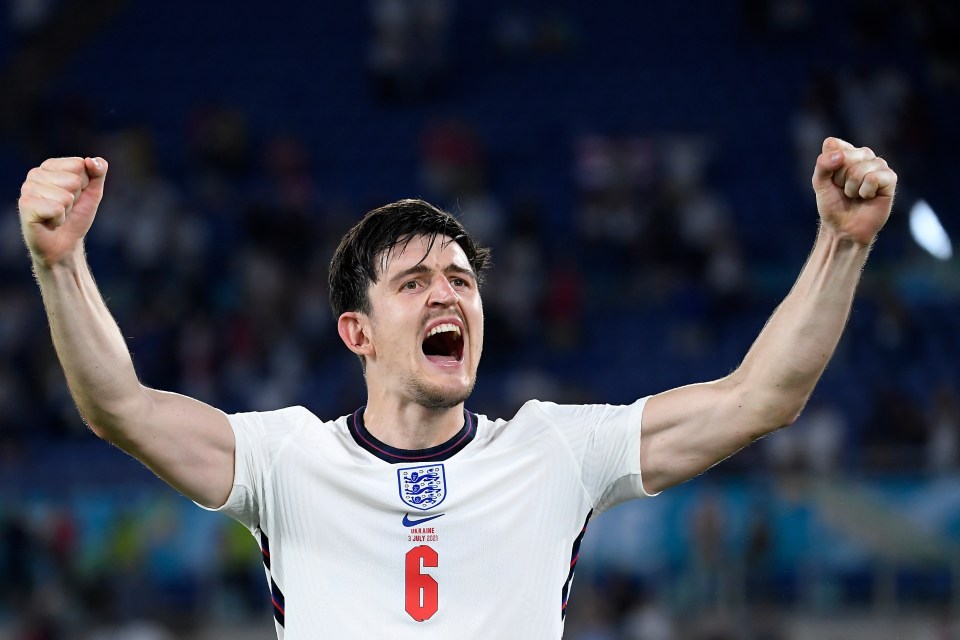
[641,139,894,492]
[641,225,871,492]
[732,224,870,427]
[34,245,147,435]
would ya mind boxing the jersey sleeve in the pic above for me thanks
[196,406,308,530]
[532,398,657,514]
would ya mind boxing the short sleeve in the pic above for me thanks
[531,398,657,514]
[195,406,307,530]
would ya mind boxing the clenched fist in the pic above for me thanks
[813,137,897,246]
[19,156,109,267]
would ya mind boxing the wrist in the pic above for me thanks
[817,223,874,255]
[30,244,87,275]
[811,225,873,276]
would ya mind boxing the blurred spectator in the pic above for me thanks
[0,512,34,610]
[419,118,487,200]
[685,491,731,612]
[791,70,844,187]
[743,503,776,605]
[673,184,746,312]
[838,65,911,156]
[908,1,960,90]
[763,399,846,474]
[574,134,657,290]
[367,0,452,103]
[927,381,960,473]
[541,255,585,351]
[864,384,929,470]
[94,130,182,276]
[564,583,618,640]
[212,522,266,621]
[186,105,252,180]
[492,5,579,61]
[621,587,676,640]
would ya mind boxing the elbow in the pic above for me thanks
[781,407,803,428]
[78,387,152,445]
[85,417,110,441]
[778,390,815,428]
[731,380,809,438]
[762,397,809,434]
[83,411,131,446]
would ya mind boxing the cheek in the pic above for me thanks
[472,308,484,350]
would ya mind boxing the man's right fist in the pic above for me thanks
[19,156,109,267]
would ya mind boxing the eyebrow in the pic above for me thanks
[387,263,476,287]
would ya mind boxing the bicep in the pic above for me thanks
[112,387,236,508]
[640,377,769,493]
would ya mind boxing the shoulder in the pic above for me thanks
[502,398,649,427]
[473,400,600,443]
[227,405,346,447]
[473,400,555,432]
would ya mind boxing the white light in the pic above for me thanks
[909,199,952,261]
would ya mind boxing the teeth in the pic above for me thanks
[426,323,461,338]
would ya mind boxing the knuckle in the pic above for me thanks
[42,157,82,172]
[64,175,83,192]
[21,182,41,197]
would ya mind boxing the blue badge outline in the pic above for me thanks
[397,463,447,511]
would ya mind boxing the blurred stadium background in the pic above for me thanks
[1,0,959,638]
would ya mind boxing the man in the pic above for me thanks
[18,137,896,638]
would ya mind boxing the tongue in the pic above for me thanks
[426,354,459,365]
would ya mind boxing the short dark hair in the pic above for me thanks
[328,199,492,318]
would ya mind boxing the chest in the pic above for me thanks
[264,436,589,562]
[254,431,590,636]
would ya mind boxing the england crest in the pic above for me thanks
[397,464,446,511]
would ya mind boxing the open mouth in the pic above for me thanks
[422,323,464,363]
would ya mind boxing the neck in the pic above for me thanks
[362,397,465,450]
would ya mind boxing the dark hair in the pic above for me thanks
[328,199,492,318]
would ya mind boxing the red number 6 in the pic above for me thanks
[405,545,439,621]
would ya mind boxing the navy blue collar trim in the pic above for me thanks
[348,406,477,464]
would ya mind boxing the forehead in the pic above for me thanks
[378,234,471,276]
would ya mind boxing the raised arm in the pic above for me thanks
[639,138,897,493]
[19,157,235,507]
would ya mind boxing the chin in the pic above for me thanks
[408,378,475,410]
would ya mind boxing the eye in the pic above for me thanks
[402,280,422,291]
[451,277,472,288]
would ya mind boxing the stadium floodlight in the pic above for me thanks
[909,199,952,261]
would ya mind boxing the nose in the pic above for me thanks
[428,277,459,307]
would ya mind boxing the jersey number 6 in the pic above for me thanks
[405,545,439,621]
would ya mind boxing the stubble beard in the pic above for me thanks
[404,376,476,410]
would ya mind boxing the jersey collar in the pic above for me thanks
[348,406,477,464]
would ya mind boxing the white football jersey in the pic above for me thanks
[206,398,653,639]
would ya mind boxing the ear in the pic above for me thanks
[338,312,374,357]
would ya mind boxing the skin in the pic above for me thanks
[17,136,896,507]
[336,235,485,449]
[640,137,896,492]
